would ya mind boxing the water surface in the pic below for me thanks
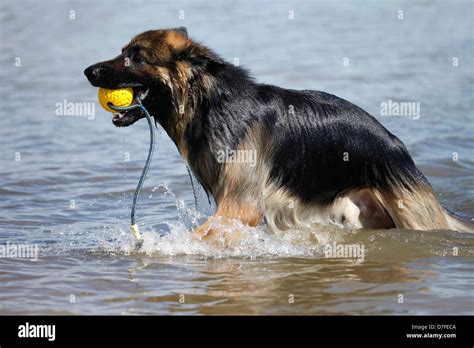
[0,0,473,315]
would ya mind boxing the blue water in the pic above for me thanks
[0,0,473,314]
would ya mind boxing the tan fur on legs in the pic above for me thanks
[194,198,263,246]
[193,217,244,247]
[193,125,266,246]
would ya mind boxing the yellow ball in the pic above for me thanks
[98,88,134,113]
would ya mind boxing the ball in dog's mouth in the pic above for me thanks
[112,88,149,127]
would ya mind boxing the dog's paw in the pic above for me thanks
[193,222,244,247]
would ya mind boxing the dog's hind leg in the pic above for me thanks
[332,184,473,232]
[342,189,395,229]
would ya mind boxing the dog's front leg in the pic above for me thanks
[194,196,263,246]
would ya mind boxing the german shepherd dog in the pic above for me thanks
[85,28,473,243]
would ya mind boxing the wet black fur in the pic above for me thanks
[185,60,429,205]
[85,29,430,207]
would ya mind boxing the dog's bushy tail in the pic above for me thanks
[372,178,474,233]
[443,210,474,233]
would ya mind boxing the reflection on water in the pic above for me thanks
[1,239,473,315]
[0,0,473,315]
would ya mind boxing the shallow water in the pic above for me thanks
[0,0,473,315]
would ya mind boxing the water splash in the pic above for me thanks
[57,181,474,260]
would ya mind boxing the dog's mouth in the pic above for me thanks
[112,87,150,127]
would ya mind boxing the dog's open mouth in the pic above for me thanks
[112,88,149,127]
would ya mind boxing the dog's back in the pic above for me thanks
[206,82,473,232]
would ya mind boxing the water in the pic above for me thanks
[0,0,473,315]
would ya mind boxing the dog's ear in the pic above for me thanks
[183,45,225,74]
[173,27,188,37]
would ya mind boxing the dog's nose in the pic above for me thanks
[84,65,100,78]
[84,65,107,83]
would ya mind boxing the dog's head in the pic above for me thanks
[84,28,223,127]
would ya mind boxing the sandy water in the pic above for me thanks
[0,0,473,315]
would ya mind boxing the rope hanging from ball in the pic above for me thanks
[98,88,156,249]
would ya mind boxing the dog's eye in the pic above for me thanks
[129,47,144,63]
